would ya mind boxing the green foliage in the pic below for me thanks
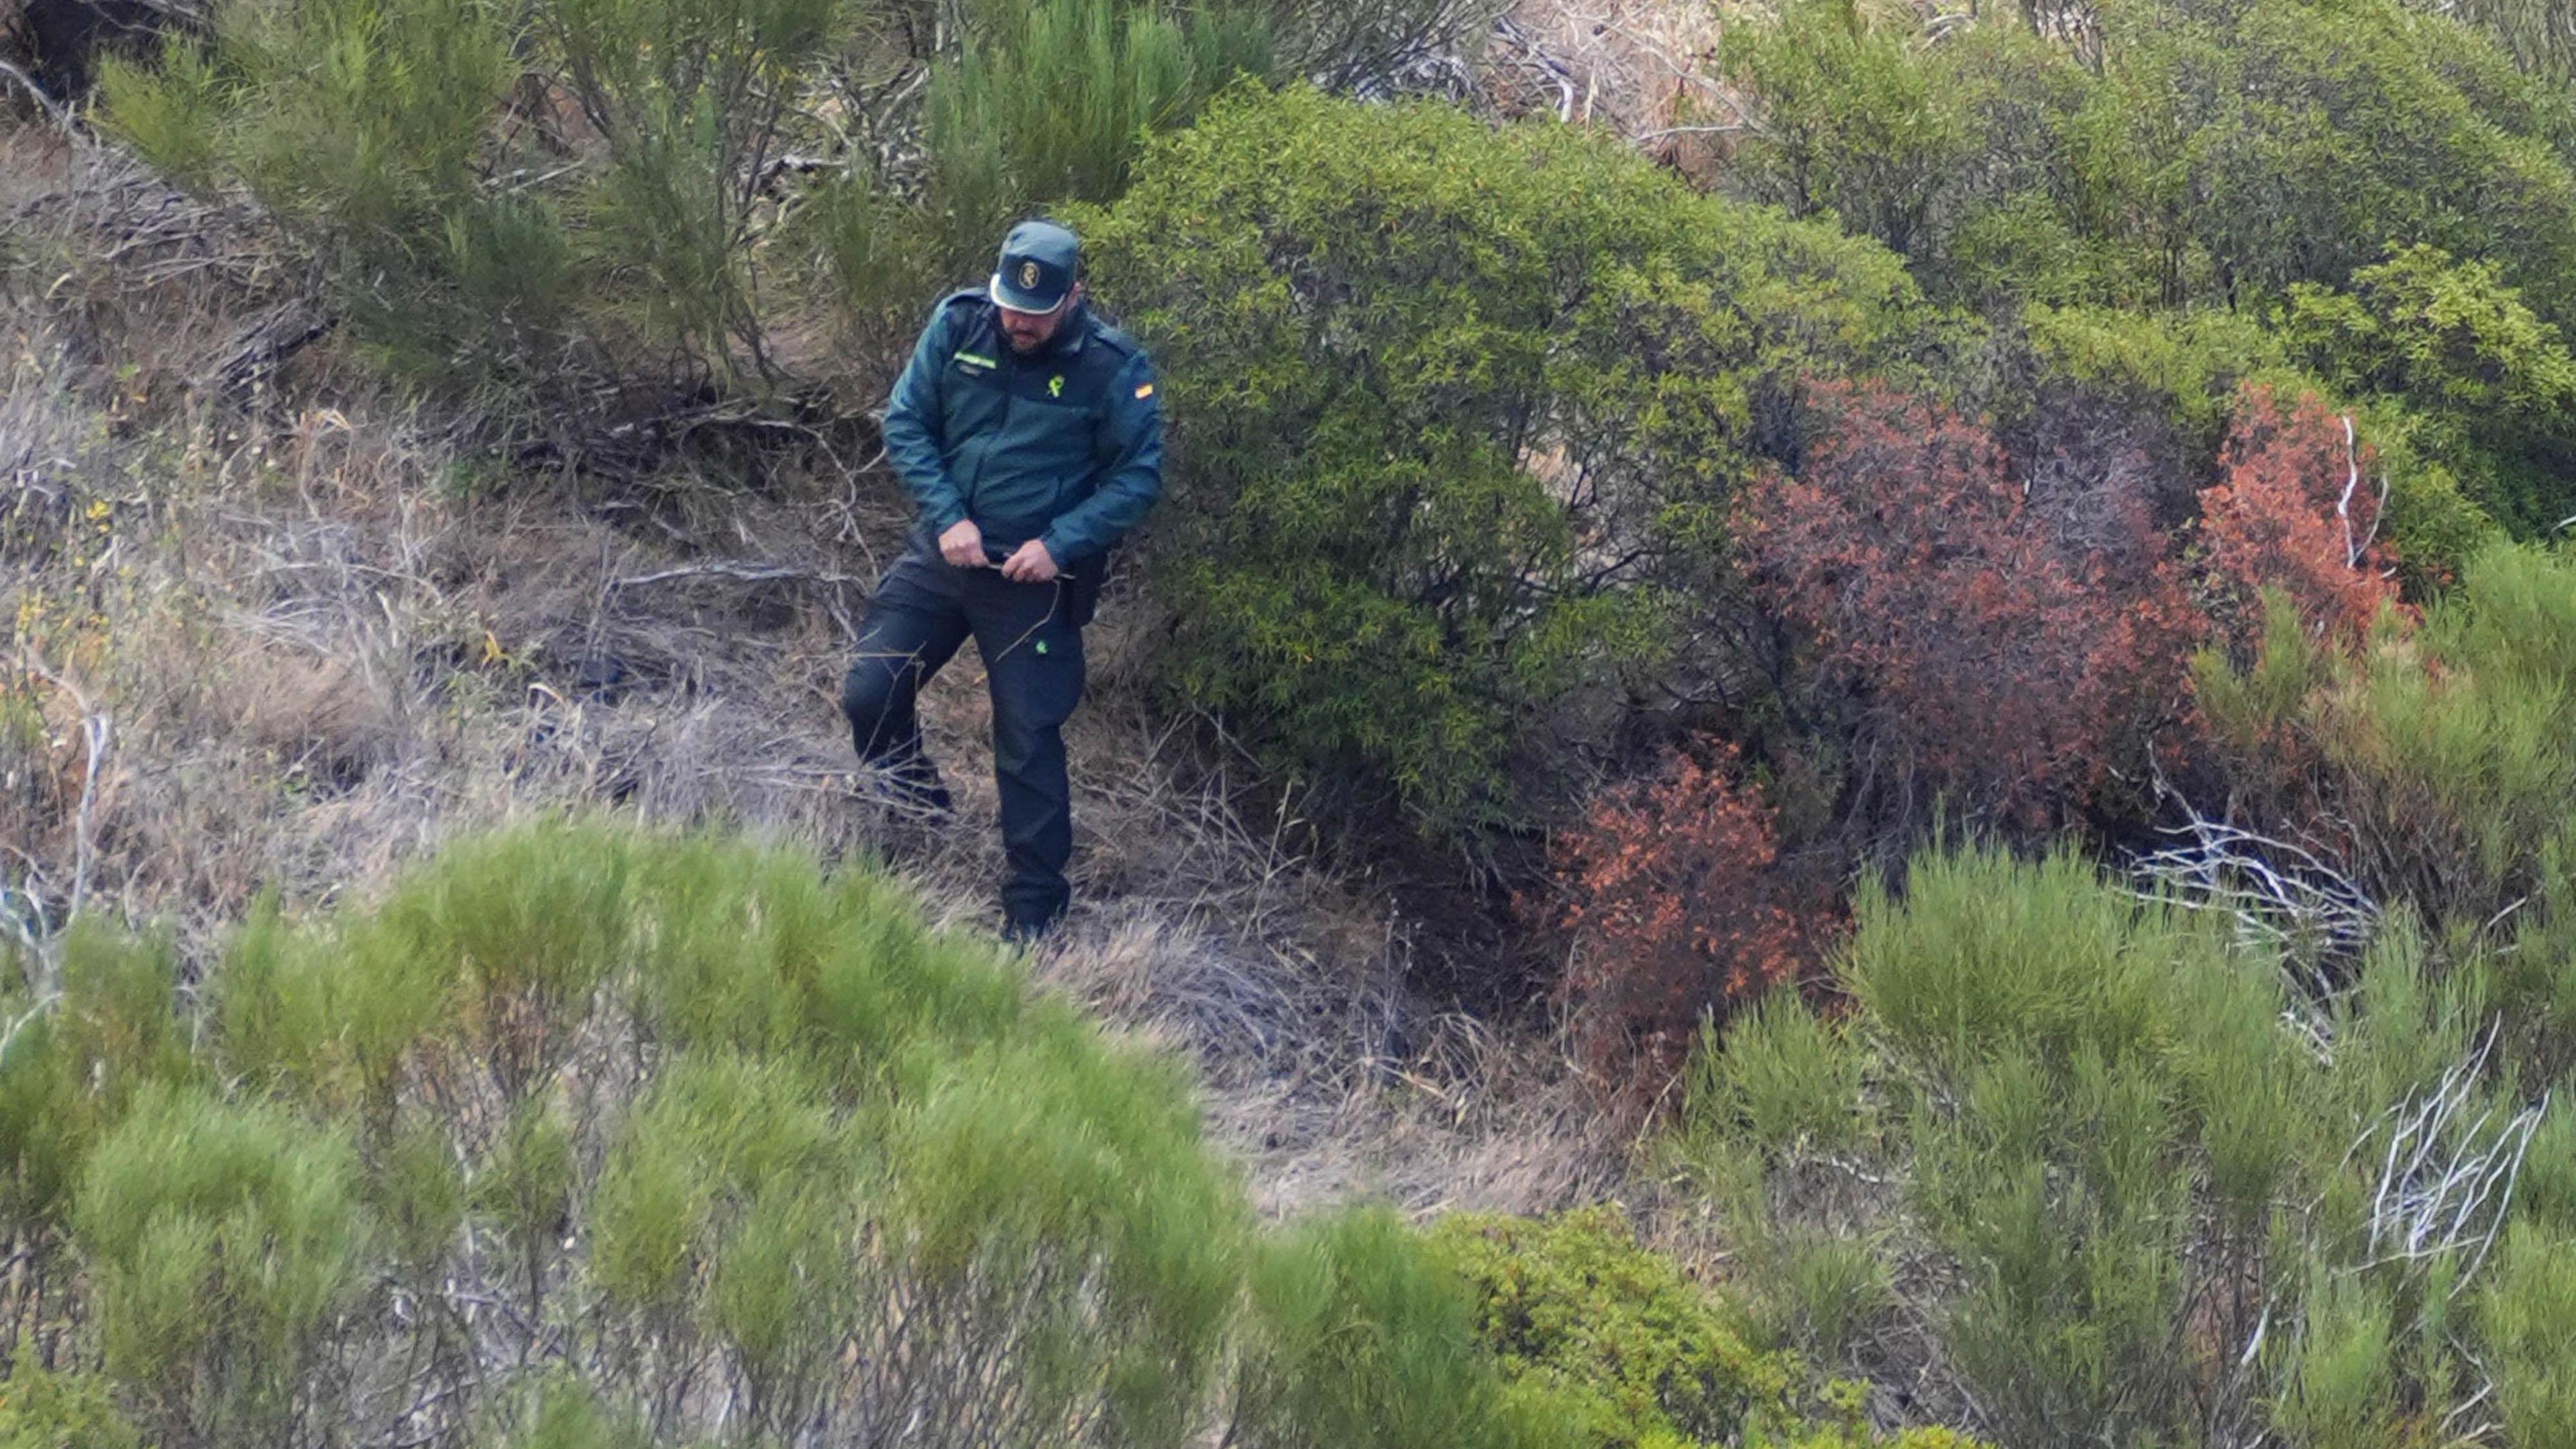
[926,0,1273,239]
[73,1084,366,1445]
[2018,303,2293,454]
[1722,0,2576,551]
[2283,244,2576,533]
[589,1051,853,1430]
[2479,1225,2576,1448]
[473,1378,651,1449]
[1232,1206,1574,1449]
[2196,541,2576,930]
[1082,84,1922,827]
[2410,0,2576,85]
[15,820,1300,1446]
[214,890,450,1118]
[1664,833,2576,1446]
[96,0,1489,403]
[2269,1273,2399,1449]
[0,921,191,1239]
[1731,0,2576,319]
[1426,1205,1793,1448]
[98,0,574,391]
[1684,990,1864,1160]
[0,1368,144,1449]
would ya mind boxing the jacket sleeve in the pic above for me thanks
[1041,352,1164,565]
[883,303,969,534]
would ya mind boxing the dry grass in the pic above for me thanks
[1485,0,1747,178]
[0,114,1620,1222]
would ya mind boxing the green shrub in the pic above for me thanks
[1666,833,2576,1446]
[2282,244,2576,533]
[72,1084,366,1445]
[589,1051,853,1432]
[1232,1206,1574,1449]
[2479,1226,2576,1449]
[1426,1205,1793,1448]
[2268,1273,2400,1449]
[213,891,451,1120]
[2017,303,2295,455]
[0,1368,144,1449]
[0,823,1310,1445]
[98,0,576,393]
[2196,541,2576,930]
[884,1022,1246,1448]
[1683,990,1864,1161]
[97,0,1487,405]
[1683,844,2334,1444]
[0,921,191,1240]
[1727,0,2576,327]
[1081,84,1923,828]
[472,1377,651,1449]
[2425,0,2576,83]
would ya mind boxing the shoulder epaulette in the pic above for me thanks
[1087,315,1142,358]
[938,286,989,313]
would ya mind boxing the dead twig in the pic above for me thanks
[608,560,868,591]
[22,653,112,924]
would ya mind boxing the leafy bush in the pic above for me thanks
[1738,380,2202,834]
[0,1368,144,1449]
[2197,385,2404,649]
[0,921,191,1242]
[1669,838,2567,1446]
[1683,989,1864,1163]
[1231,1207,1573,1449]
[99,0,583,394]
[2196,540,2576,927]
[1548,741,1818,1081]
[2481,1224,2576,1448]
[1425,1204,1794,1448]
[95,0,1489,406]
[74,1085,366,1445]
[2424,0,2576,82]
[2282,244,2576,534]
[1724,0,2576,327]
[19,820,1703,1447]
[1081,83,1923,829]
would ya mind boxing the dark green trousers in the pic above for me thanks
[840,543,1085,934]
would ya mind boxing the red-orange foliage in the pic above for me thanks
[1552,741,1813,1084]
[1737,381,2204,830]
[2200,384,2404,647]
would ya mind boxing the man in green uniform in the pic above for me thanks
[842,219,1164,942]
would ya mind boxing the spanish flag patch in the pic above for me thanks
[1134,382,1155,399]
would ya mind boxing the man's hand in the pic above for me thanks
[938,519,987,568]
[999,539,1059,584]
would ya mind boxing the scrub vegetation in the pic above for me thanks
[9,0,2576,1441]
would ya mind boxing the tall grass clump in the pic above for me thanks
[1670,840,2568,1446]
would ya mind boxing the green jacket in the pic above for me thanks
[881,288,1165,566]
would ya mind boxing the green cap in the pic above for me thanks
[989,219,1080,313]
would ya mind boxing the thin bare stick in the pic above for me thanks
[0,60,75,131]
[609,561,867,591]
[23,655,112,922]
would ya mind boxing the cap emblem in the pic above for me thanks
[1019,260,1041,289]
